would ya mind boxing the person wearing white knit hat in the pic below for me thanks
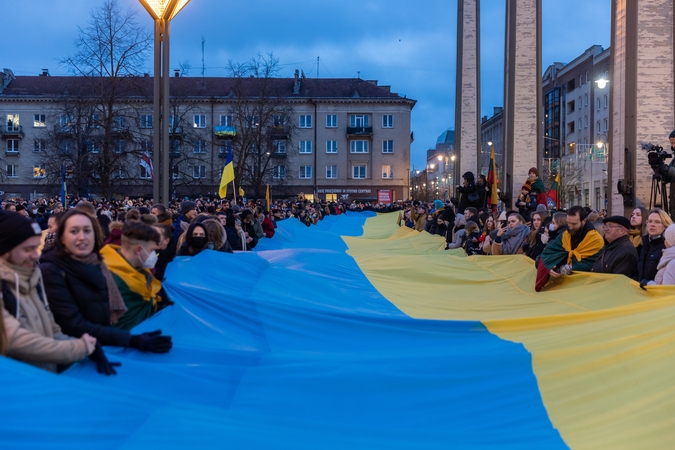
[650,223,675,285]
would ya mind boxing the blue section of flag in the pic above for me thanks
[0,213,566,449]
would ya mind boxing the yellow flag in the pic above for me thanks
[218,146,235,198]
[239,187,245,197]
[265,184,271,211]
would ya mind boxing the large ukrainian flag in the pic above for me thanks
[1,212,673,448]
[218,143,234,198]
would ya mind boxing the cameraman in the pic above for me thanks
[654,130,675,218]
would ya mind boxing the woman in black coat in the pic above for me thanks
[40,210,171,353]
[456,171,478,214]
[636,209,671,283]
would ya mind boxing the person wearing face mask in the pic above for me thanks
[176,222,209,256]
[41,211,172,355]
[100,221,166,330]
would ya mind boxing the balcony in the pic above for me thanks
[214,125,236,139]
[1,125,24,139]
[55,124,75,137]
[5,150,19,157]
[346,126,373,137]
[169,126,183,138]
[270,151,287,159]
[111,125,132,138]
[269,126,289,139]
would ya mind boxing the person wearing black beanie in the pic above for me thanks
[0,210,102,373]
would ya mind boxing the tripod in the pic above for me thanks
[649,173,669,212]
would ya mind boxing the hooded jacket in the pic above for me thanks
[0,259,88,372]
[651,246,675,285]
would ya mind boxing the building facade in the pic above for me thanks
[0,69,415,203]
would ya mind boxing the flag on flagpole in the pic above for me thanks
[265,184,271,211]
[547,173,561,209]
[60,165,67,206]
[140,151,154,179]
[219,144,235,198]
[487,146,499,212]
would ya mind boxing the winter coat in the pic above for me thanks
[464,231,482,255]
[0,259,88,372]
[636,235,665,282]
[651,246,675,285]
[492,224,530,255]
[261,215,275,238]
[591,235,638,278]
[456,182,478,213]
[447,226,466,249]
[252,218,264,240]
[40,249,131,347]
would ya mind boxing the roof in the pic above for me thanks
[0,75,416,106]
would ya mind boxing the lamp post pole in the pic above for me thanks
[139,0,191,205]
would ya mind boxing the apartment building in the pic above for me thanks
[0,68,415,203]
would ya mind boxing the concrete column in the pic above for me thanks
[609,0,675,216]
[454,0,481,188]
[503,0,542,209]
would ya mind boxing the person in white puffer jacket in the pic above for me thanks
[650,223,675,285]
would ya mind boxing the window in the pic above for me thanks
[33,114,46,127]
[113,165,127,179]
[597,98,601,111]
[326,140,337,153]
[567,100,575,113]
[6,114,19,131]
[326,114,337,128]
[585,71,589,83]
[350,114,369,127]
[604,119,608,132]
[326,165,338,179]
[60,140,73,154]
[60,114,73,128]
[299,165,312,179]
[604,94,609,108]
[578,97,582,110]
[299,140,312,154]
[577,118,582,130]
[87,141,100,154]
[33,165,46,179]
[90,114,101,129]
[353,164,367,179]
[140,165,152,179]
[350,140,369,153]
[192,165,206,178]
[246,116,259,128]
[273,165,286,179]
[114,116,127,130]
[585,93,589,106]
[597,121,601,134]
[114,140,126,154]
[299,115,312,128]
[585,116,589,128]
[171,165,180,179]
[220,115,233,127]
[193,140,206,153]
[273,115,286,127]
[33,139,46,152]
[193,115,206,128]
[273,140,286,154]
[247,143,258,154]
[219,142,230,156]
[6,140,19,153]
[382,165,393,179]
[579,75,583,85]
[382,140,394,153]
[140,139,152,153]
[139,115,153,128]
[382,115,394,128]
[6,164,18,178]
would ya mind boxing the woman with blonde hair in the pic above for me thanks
[637,208,673,284]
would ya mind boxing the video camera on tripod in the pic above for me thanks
[641,143,672,211]
[642,143,672,173]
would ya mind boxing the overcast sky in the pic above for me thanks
[4,0,610,168]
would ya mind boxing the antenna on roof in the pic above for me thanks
[357,71,361,79]
[201,36,205,79]
[317,56,319,79]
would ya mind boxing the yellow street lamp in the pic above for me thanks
[138,0,191,204]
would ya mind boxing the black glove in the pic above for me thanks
[640,279,650,290]
[88,342,121,375]
[129,330,173,353]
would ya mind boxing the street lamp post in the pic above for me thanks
[138,0,191,204]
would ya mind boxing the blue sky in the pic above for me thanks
[4,0,610,168]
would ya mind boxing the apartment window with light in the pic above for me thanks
[326,165,338,179]
[220,115,233,126]
[326,140,337,153]
[193,140,206,154]
[382,115,394,128]
[353,164,367,179]
[382,165,393,179]
[273,165,286,179]
[193,115,207,128]
[33,165,46,179]
[6,164,18,178]
[382,140,394,153]
[33,114,46,127]
[350,140,369,153]
[273,140,286,154]
[326,114,337,128]
[6,114,19,131]
[6,140,19,153]
[299,115,312,128]
[34,139,46,152]
[299,140,312,154]
[299,165,312,179]
[139,115,153,129]
[192,165,206,178]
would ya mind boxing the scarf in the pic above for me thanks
[71,253,128,325]
[629,228,642,248]
[561,230,605,266]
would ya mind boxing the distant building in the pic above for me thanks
[480,107,504,178]
[0,68,415,203]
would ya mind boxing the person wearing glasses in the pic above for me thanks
[591,216,638,278]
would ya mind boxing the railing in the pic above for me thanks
[0,125,24,139]
[346,126,373,136]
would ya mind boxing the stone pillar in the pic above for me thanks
[453,0,481,190]
[503,0,542,209]
[609,0,675,216]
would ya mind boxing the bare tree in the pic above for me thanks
[37,0,152,199]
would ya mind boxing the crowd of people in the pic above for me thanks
[0,194,361,375]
